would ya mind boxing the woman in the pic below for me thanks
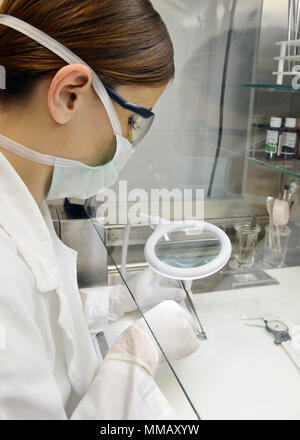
[0,0,200,420]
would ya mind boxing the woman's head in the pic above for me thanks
[0,0,174,98]
[0,0,174,171]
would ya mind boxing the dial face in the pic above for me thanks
[267,320,288,333]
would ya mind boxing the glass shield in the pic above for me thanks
[89,219,201,420]
[51,200,200,419]
[83,0,300,421]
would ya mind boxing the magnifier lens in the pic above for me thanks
[154,229,222,269]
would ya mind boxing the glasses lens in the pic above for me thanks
[129,114,155,147]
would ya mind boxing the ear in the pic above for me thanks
[48,64,93,125]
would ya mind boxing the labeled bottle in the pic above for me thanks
[265,117,282,160]
[279,117,298,160]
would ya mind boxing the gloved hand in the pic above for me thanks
[102,300,200,377]
[108,267,187,320]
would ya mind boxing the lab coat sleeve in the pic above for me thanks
[81,284,132,332]
[0,253,176,420]
[79,288,177,419]
[0,247,68,420]
[71,359,177,420]
[0,247,176,420]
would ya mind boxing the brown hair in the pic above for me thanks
[0,0,174,103]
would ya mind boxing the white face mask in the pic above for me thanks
[0,14,135,200]
[0,132,133,200]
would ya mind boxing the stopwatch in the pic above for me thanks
[264,320,291,345]
[242,316,300,369]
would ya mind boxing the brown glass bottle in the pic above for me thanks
[279,118,297,160]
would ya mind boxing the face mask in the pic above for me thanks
[0,132,133,200]
[0,14,134,200]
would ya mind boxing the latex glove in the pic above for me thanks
[108,267,187,320]
[102,300,200,377]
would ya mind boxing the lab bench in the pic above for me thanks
[104,266,300,420]
[48,200,300,419]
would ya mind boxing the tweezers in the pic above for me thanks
[180,280,207,340]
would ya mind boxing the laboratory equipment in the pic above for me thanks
[264,225,291,267]
[144,221,232,281]
[288,181,300,207]
[275,0,300,87]
[264,197,290,255]
[242,315,291,344]
[280,118,298,160]
[241,315,300,371]
[144,221,232,340]
[234,218,261,267]
[266,196,275,219]
[265,116,282,160]
[180,280,207,341]
[274,0,300,86]
[282,185,290,200]
[265,320,292,344]
[266,196,275,248]
[272,199,290,227]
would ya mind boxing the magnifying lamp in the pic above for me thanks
[144,221,232,339]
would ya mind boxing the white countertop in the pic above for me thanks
[105,266,300,420]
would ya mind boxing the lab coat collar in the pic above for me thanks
[0,152,61,292]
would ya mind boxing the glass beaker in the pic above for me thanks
[263,224,291,268]
[234,221,261,267]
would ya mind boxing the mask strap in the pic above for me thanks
[0,132,56,165]
[0,14,122,136]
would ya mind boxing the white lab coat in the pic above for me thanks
[0,152,176,420]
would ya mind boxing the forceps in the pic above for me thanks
[180,280,207,341]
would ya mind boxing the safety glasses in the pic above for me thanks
[105,85,155,147]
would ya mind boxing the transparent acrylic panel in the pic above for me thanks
[85,0,300,421]
[102,0,264,219]
[91,221,200,420]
